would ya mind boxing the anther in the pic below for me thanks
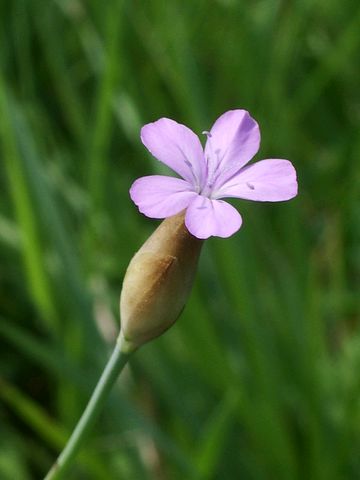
[184,159,193,167]
[202,131,212,137]
[246,182,255,190]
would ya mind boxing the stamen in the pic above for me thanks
[246,182,255,190]
[173,144,200,189]
[200,131,223,197]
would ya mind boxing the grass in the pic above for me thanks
[0,0,360,478]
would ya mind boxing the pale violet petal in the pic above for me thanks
[185,196,242,239]
[141,118,206,188]
[214,159,298,202]
[204,110,260,189]
[130,175,197,218]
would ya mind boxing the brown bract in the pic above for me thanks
[119,211,203,351]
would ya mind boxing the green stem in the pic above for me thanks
[44,335,135,480]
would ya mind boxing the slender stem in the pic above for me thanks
[44,335,134,480]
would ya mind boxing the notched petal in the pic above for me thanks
[215,159,298,202]
[141,118,206,187]
[185,196,242,239]
[130,175,198,218]
[205,110,261,188]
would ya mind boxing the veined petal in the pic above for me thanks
[185,196,242,239]
[214,159,298,202]
[205,110,260,189]
[141,118,206,188]
[130,175,198,218]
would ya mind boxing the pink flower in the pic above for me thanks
[130,110,298,239]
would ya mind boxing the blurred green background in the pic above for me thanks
[1,0,359,478]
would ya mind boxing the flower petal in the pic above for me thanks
[130,175,198,218]
[204,110,260,188]
[141,118,206,188]
[214,159,298,202]
[185,196,242,239]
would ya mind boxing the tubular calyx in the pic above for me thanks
[119,211,203,352]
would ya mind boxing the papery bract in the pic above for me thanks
[130,110,298,239]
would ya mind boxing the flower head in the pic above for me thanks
[130,110,298,239]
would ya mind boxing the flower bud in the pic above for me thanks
[119,211,203,352]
